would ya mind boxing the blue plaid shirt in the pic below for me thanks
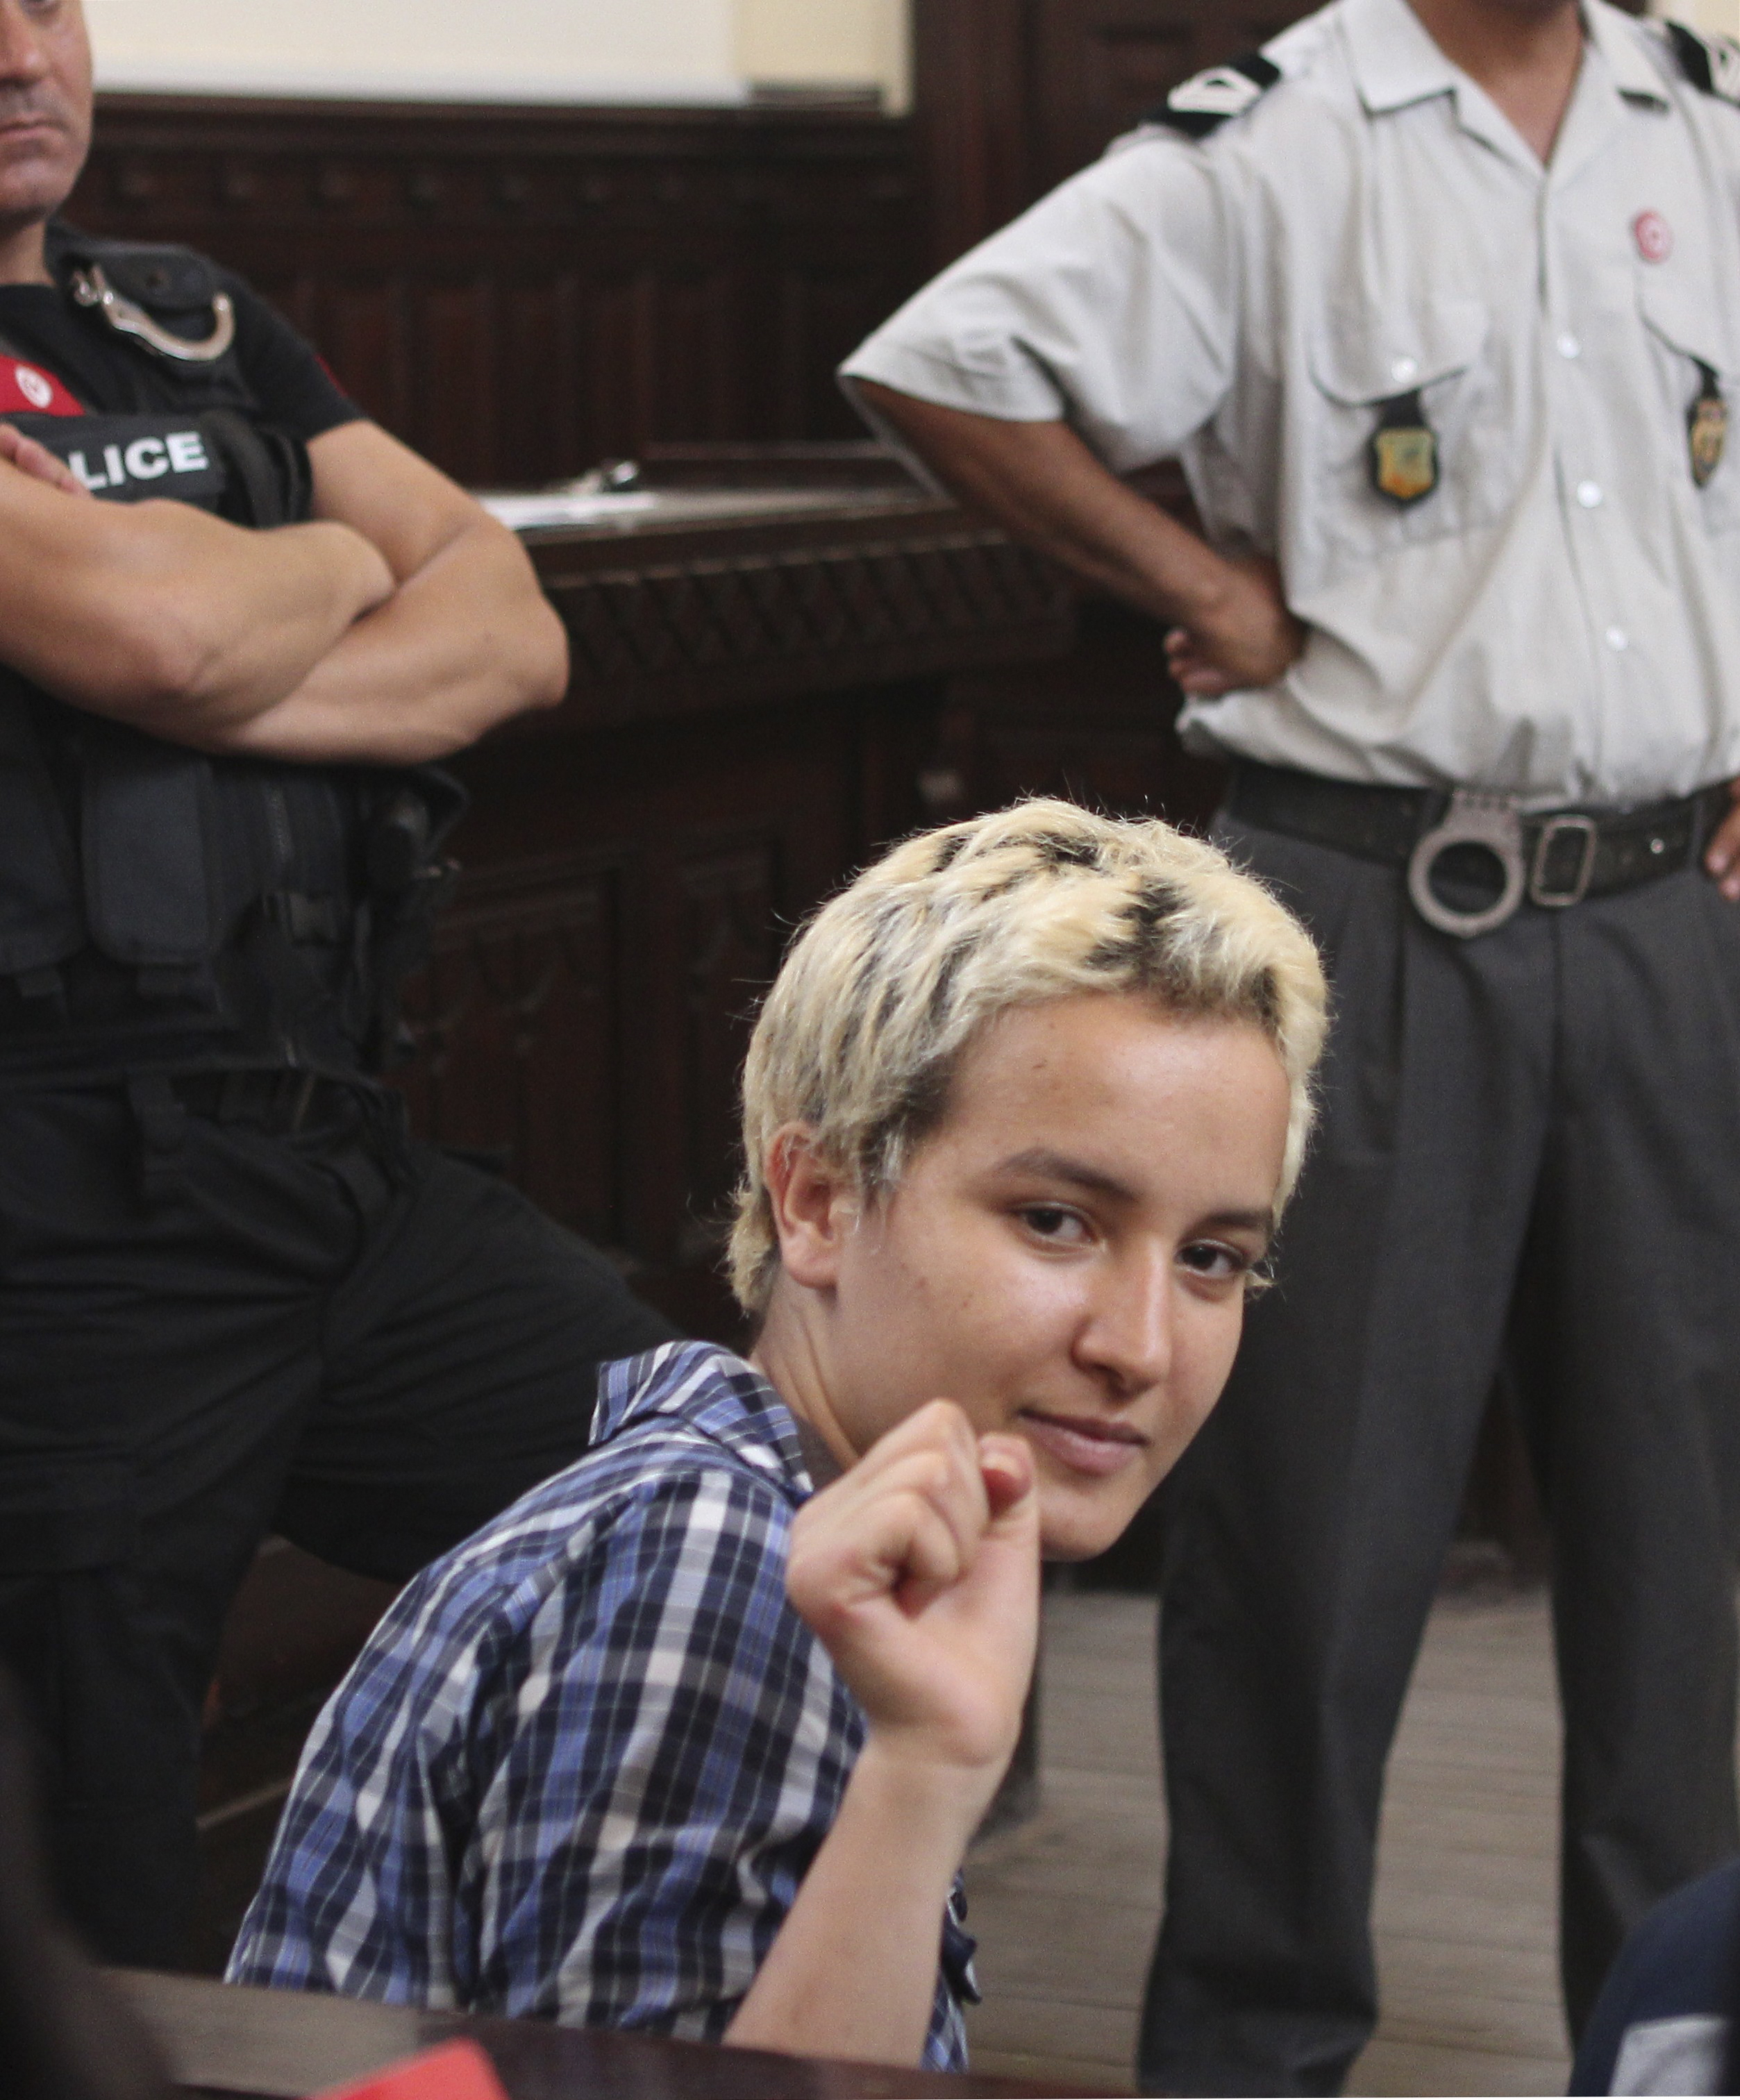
[228,1341,976,2069]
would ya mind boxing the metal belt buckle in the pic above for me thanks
[1528,813,1598,909]
[1406,791,1528,939]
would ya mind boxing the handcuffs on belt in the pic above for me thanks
[1406,791,1599,939]
[69,264,237,365]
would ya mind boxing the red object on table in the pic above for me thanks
[313,2038,511,2100]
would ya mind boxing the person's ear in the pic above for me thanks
[763,1125,859,1290]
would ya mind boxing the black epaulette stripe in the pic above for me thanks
[1141,51,1282,140]
[1666,18,1740,105]
[1669,19,1715,94]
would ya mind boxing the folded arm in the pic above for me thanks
[853,378,1303,697]
[0,415,567,766]
[0,437,394,737]
[212,420,569,764]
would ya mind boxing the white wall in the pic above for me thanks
[1653,0,1740,37]
[735,0,910,110]
[95,1,1728,119]
[85,0,744,104]
[83,0,910,108]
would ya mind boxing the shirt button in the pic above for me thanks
[1389,355,1419,385]
[1577,480,1603,508]
[1557,333,1582,359]
[1605,625,1630,651]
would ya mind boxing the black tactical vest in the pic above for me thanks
[0,224,466,1081]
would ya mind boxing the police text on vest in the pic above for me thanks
[67,430,210,493]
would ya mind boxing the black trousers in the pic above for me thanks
[1139,818,1740,2097]
[0,1078,678,1967]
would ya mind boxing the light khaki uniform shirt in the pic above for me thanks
[842,0,1740,807]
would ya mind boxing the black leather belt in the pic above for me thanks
[1226,762,1731,938]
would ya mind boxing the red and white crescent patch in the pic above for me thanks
[0,359,82,416]
[1634,209,1673,264]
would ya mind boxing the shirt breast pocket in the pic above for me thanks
[1302,297,1514,580]
[1639,284,1739,537]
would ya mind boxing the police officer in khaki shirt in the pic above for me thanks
[844,0,1740,2090]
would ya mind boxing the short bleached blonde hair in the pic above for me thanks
[728,798,1328,1314]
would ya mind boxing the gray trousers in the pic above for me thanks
[1139,815,1740,2097]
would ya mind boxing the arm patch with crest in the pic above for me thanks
[1666,19,1740,106]
[1141,52,1282,140]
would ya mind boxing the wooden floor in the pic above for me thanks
[962,1579,1569,2097]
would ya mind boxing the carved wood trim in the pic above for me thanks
[395,853,623,1241]
[535,524,1075,727]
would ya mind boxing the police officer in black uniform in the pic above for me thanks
[0,1665,170,2100]
[0,0,678,1967]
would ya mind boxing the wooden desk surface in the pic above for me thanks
[118,1970,1090,2100]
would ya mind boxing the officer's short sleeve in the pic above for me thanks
[220,273,364,444]
[842,136,1241,475]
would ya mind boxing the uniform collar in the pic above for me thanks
[1341,0,1461,115]
[1581,0,1669,108]
[1341,0,1668,119]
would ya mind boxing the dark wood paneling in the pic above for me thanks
[428,702,879,1336]
[396,858,621,1243]
[912,0,1032,271]
[677,838,784,1257]
[70,98,924,485]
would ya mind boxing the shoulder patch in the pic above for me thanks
[1143,52,1282,140]
[1667,18,1740,106]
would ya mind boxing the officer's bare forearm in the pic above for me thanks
[203,513,567,765]
[203,419,568,766]
[144,520,394,736]
[860,384,1304,691]
[855,381,1238,625]
[0,465,393,732]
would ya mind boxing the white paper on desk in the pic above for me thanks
[476,491,663,530]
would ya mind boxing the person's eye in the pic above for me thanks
[1016,1203,1091,1245]
[1179,1239,1257,1284]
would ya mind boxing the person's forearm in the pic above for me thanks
[143,519,393,735]
[0,476,392,735]
[202,513,568,766]
[856,380,1229,625]
[858,381,1304,694]
[724,1740,996,2066]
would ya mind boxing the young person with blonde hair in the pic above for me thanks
[230,798,1326,2071]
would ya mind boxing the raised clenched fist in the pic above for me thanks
[786,1400,1041,1786]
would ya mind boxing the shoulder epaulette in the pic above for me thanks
[1141,52,1282,140]
[1666,18,1740,107]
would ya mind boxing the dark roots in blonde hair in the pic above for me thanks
[728,798,1328,1314]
